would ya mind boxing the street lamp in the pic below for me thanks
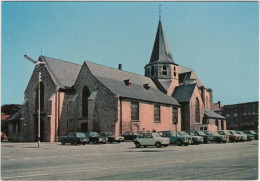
[24,55,45,148]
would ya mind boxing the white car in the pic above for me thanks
[134,132,170,148]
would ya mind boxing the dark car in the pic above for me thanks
[60,132,89,145]
[243,130,258,140]
[122,132,138,141]
[187,130,214,144]
[100,132,121,143]
[84,132,106,144]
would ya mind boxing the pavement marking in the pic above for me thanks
[2,152,257,180]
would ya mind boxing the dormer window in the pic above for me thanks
[143,83,150,90]
[173,66,177,77]
[151,66,155,76]
[124,79,132,87]
[162,65,167,75]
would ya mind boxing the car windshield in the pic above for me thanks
[178,132,189,136]
[197,131,206,135]
[153,133,161,137]
[90,132,100,137]
[204,131,212,135]
[223,131,231,135]
[76,133,86,137]
[249,131,256,134]
[212,132,221,136]
[228,131,236,135]
[188,132,195,136]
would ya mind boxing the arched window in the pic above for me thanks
[35,82,44,112]
[195,98,200,123]
[82,86,90,117]
[151,66,155,76]
[162,65,167,75]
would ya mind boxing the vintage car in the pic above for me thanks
[186,131,214,144]
[100,132,123,143]
[204,131,229,143]
[178,131,203,144]
[84,132,106,144]
[60,132,89,145]
[227,130,246,141]
[243,130,258,140]
[122,132,138,141]
[236,131,255,141]
[217,130,240,142]
[158,131,192,146]
[134,132,170,148]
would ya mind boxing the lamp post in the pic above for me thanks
[24,55,45,148]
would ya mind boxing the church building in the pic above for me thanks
[9,19,226,142]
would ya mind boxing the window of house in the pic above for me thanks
[131,102,139,121]
[172,107,178,124]
[173,66,176,77]
[248,105,252,115]
[252,105,256,115]
[195,98,200,123]
[151,66,155,76]
[226,109,230,117]
[154,105,160,122]
[244,105,248,115]
[162,65,167,75]
[82,86,90,117]
[233,108,238,117]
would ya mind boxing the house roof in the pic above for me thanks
[148,20,177,66]
[178,66,204,87]
[172,84,196,102]
[204,109,226,120]
[40,56,81,89]
[85,61,180,106]
[8,110,21,121]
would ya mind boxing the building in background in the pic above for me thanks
[215,101,258,130]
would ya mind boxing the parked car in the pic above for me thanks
[100,132,122,143]
[204,131,229,143]
[134,132,170,148]
[158,131,192,146]
[122,132,138,141]
[1,132,8,142]
[243,130,258,140]
[186,131,214,144]
[217,130,240,142]
[60,132,89,145]
[84,132,106,144]
[178,131,203,144]
[227,130,246,142]
[236,131,255,141]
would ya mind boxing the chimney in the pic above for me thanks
[118,64,122,70]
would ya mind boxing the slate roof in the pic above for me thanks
[8,110,21,121]
[172,84,196,102]
[148,20,177,66]
[179,66,204,87]
[204,109,226,119]
[40,56,81,89]
[85,61,179,106]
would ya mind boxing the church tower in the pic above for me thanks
[145,19,179,95]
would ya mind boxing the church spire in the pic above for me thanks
[149,19,176,65]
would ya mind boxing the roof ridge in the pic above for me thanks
[41,56,81,66]
[84,60,149,80]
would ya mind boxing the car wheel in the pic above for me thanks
[83,143,86,145]
[176,139,182,146]
[216,138,221,143]
[164,145,168,147]
[61,141,65,145]
[70,142,73,145]
[222,140,227,143]
[135,142,141,148]
[230,138,234,143]
[203,140,208,144]
[87,142,90,144]
[156,142,161,148]
[183,143,188,146]
[118,141,121,143]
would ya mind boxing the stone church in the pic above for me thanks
[9,19,226,142]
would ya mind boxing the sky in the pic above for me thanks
[1,2,259,106]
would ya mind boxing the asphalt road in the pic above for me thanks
[1,140,258,180]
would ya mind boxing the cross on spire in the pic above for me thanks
[158,4,162,20]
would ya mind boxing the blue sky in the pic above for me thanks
[1,2,259,106]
